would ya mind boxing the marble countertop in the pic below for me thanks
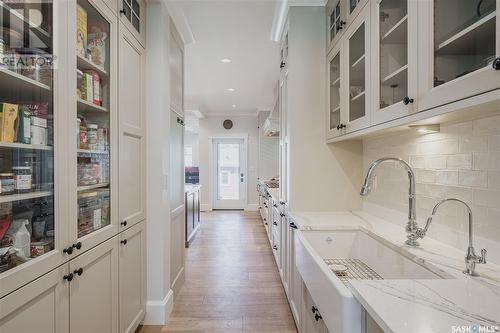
[289,211,500,332]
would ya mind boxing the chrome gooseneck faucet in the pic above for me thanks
[425,198,487,276]
[360,157,425,246]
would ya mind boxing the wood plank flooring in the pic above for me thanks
[138,210,297,333]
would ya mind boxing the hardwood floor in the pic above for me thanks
[138,210,297,333]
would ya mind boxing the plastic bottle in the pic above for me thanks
[13,220,31,258]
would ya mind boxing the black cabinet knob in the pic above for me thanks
[121,239,128,245]
[63,246,73,255]
[280,61,286,69]
[290,223,298,229]
[312,306,318,313]
[403,97,414,105]
[273,222,278,226]
[63,273,74,282]
[341,124,346,129]
[273,204,277,208]
[72,242,82,250]
[315,313,323,321]
[272,245,278,250]
[280,213,285,217]
[493,57,500,70]
[121,221,128,227]
[119,9,127,15]
[279,201,285,205]
[338,20,346,30]
[74,268,83,276]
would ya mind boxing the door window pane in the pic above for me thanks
[330,52,341,131]
[434,0,496,87]
[217,143,239,201]
[349,23,366,122]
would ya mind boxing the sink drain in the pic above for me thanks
[324,259,383,286]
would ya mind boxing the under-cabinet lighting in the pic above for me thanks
[221,58,232,63]
[232,104,237,108]
[227,88,235,92]
[409,124,441,134]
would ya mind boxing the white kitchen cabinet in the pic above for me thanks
[0,265,69,332]
[102,0,118,13]
[119,0,146,48]
[302,287,329,333]
[69,236,119,333]
[118,22,146,229]
[343,4,371,133]
[289,224,304,330]
[119,220,146,333]
[370,0,419,124]
[327,44,344,139]
[326,0,347,53]
[417,0,500,112]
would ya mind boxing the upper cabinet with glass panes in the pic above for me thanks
[119,0,145,47]
[326,0,346,51]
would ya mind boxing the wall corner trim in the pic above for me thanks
[143,289,174,325]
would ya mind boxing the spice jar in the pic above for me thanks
[12,166,32,193]
[87,124,98,150]
[0,173,14,195]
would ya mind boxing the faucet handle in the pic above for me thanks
[480,249,487,264]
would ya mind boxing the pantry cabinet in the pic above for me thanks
[69,235,119,333]
[119,0,146,48]
[0,265,69,332]
[119,220,146,333]
[118,22,146,229]
[417,0,500,112]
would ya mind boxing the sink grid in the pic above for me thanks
[324,259,383,286]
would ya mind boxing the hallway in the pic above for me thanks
[141,211,297,332]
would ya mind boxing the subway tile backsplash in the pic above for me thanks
[362,114,500,263]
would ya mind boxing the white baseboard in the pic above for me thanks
[245,204,259,211]
[200,203,212,212]
[143,289,174,325]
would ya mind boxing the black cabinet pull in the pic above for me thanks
[63,273,74,282]
[290,223,298,229]
[493,57,500,70]
[63,246,73,255]
[280,61,286,69]
[273,222,278,226]
[273,204,277,208]
[121,239,128,245]
[280,213,285,217]
[312,306,318,313]
[74,268,83,276]
[403,97,414,105]
[119,9,126,15]
[72,242,82,250]
[315,313,323,321]
[340,124,346,129]
[279,201,285,205]
[121,221,127,227]
[272,245,278,250]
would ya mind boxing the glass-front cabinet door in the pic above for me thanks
[327,47,344,139]
[70,0,117,253]
[346,0,369,26]
[326,0,345,52]
[344,5,371,133]
[418,0,500,111]
[371,0,418,124]
[0,0,68,297]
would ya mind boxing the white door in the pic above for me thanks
[212,139,246,210]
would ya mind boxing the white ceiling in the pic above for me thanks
[172,0,281,116]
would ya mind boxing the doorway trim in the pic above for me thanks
[208,134,248,211]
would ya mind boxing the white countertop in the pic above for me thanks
[289,211,500,332]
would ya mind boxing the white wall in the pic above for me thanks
[184,130,199,167]
[198,115,259,210]
[144,1,173,324]
[362,114,500,264]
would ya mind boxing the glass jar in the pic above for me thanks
[0,173,15,195]
[12,167,32,193]
[87,124,98,150]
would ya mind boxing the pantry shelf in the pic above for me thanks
[77,149,109,155]
[436,11,496,55]
[351,54,365,69]
[0,142,53,151]
[351,91,365,102]
[77,183,109,192]
[0,191,52,204]
[381,15,407,44]
[382,64,408,86]
[77,55,108,77]
[77,98,108,113]
[330,77,341,87]
[0,67,51,93]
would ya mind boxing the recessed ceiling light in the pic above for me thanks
[232,104,237,108]
[227,88,235,92]
[221,58,232,63]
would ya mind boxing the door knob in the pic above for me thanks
[403,97,414,105]
[493,57,500,70]
[74,268,83,276]
[63,273,74,282]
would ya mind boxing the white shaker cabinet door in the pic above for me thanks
[118,23,146,229]
[119,220,146,333]
[0,265,69,332]
[69,236,119,333]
